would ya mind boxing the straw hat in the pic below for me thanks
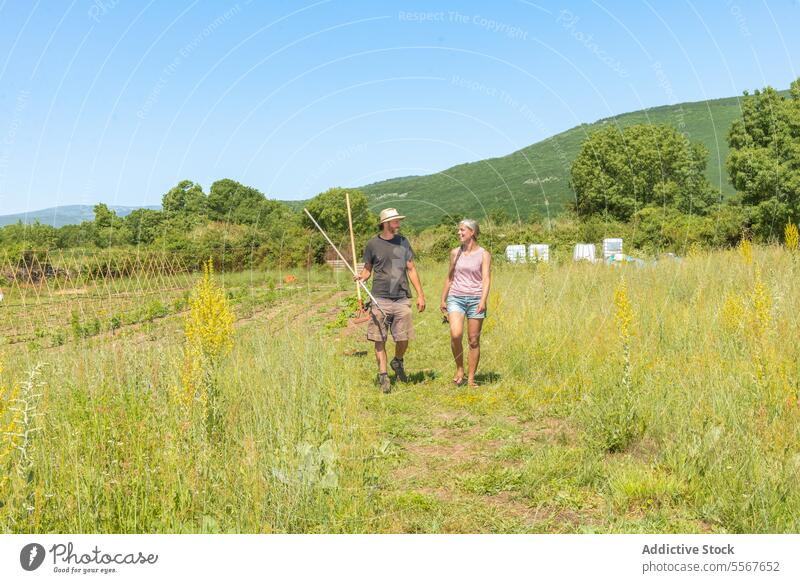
[379,208,406,224]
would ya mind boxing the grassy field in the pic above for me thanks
[2,245,799,533]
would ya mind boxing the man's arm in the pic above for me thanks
[354,241,373,282]
[354,263,372,282]
[407,260,426,312]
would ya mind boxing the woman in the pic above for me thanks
[440,219,491,387]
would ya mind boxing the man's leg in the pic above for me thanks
[389,299,413,382]
[390,340,408,382]
[367,299,392,393]
[374,340,391,393]
[374,340,388,374]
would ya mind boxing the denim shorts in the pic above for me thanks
[446,295,486,319]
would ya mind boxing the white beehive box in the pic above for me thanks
[528,244,549,262]
[603,238,623,260]
[505,245,527,263]
[573,243,596,263]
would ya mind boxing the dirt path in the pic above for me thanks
[376,396,599,533]
[338,324,715,533]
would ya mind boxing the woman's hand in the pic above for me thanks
[440,300,448,314]
[476,300,486,314]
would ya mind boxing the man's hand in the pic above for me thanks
[417,296,426,313]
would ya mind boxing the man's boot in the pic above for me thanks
[390,357,407,382]
[377,372,391,394]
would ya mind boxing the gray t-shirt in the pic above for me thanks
[363,234,415,299]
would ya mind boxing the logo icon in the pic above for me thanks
[20,543,46,571]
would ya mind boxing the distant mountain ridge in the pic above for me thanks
[0,204,161,228]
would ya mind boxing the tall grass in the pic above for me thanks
[452,245,800,531]
[2,244,799,532]
[1,306,380,532]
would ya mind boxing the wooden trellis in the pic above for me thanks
[0,250,193,346]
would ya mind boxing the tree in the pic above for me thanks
[302,187,376,235]
[162,180,206,214]
[726,79,800,240]
[93,203,115,229]
[125,208,165,245]
[90,204,131,248]
[487,206,510,226]
[571,123,718,221]
[206,178,284,225]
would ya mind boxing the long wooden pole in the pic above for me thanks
[303,207,386,316]
[345,192,362,306]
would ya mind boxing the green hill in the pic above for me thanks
[0,204,161,228]
[358,93,760,228]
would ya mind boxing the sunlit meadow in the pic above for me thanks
[2,241,800,533]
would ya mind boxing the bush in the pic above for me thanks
[578,380,645,453]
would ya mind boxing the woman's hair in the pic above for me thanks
[459,218,480,241]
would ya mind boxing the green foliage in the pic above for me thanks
[726,79,800,240]
[124,208,165,245]
[629,205,745,252]
[426,229,459,262]
[571,124,718,220]
[361,94,750,228]
[3,82,797,266]
[206,179,283,226]
[6,251,800,533]
[109,314,122,331]
[162,180,207,214]
[93,203,115,229]
[144,300,168,322]
[578,381,645,453]
[303,187,376,235]
[487,207,511,226]
[92,204,131,248]
[70,310,101,339]
[0,221,59,251]
[325,295,361,329]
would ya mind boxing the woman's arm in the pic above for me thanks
[440,248,458,312]
[477,251,492,313]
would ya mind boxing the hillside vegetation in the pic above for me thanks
[360,95,752,228]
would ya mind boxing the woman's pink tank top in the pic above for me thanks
[450,247,484,296]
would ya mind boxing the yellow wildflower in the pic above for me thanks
[179,258,235,422]
[785,223,799,253]
[739,238,753,265]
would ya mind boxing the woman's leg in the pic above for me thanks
[467,317,483,386]
[448,311,465,382]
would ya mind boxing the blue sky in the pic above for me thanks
[0,0,798,215]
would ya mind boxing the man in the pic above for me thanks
[354,208,426,393]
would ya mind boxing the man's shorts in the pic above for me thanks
[446,294,486,319]
[367,297,415,342]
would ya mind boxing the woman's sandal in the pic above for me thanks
[453,377,467,387]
